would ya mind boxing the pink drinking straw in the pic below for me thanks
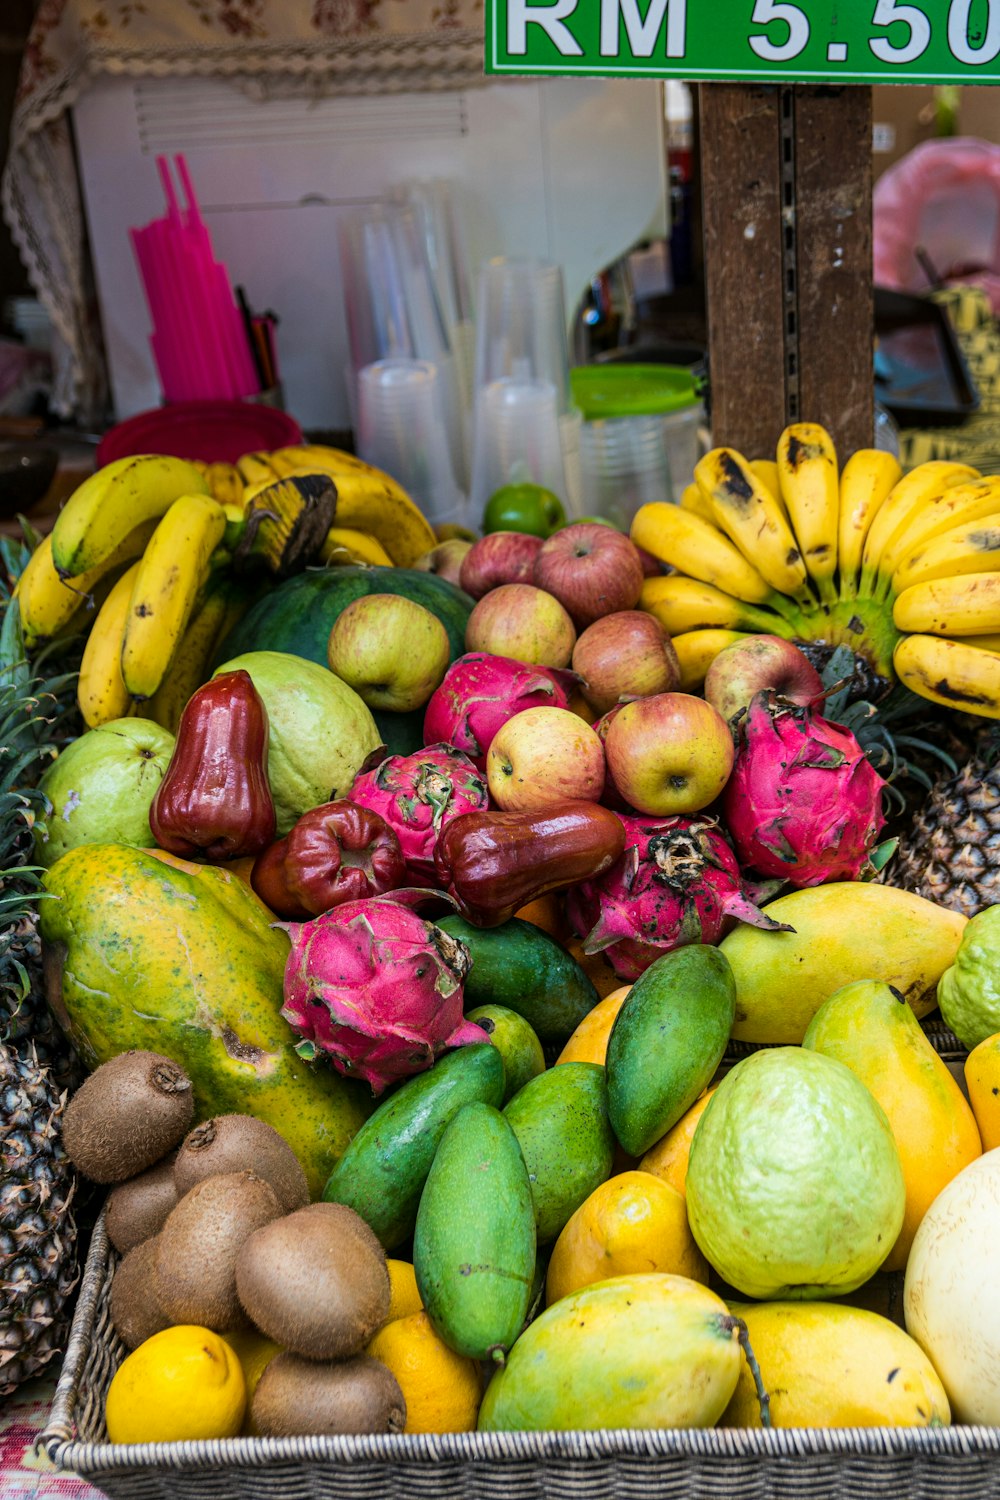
[176,153,260,395]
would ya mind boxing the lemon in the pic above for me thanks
[386,1259,423,1322]
[366,1311,481,1433]
[105,1326,246,1444]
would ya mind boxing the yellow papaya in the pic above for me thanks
[40,844,369,1194]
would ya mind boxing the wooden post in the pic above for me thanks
[699,82,873,460]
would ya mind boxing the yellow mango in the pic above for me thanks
[720,883,966,1043]
[545,1171,709,1304]
[721,1301,950,1428]
[555,987,630,1066]
[40,843,370,1194]
[479,1274,745,1430]
[804,980,981,1270]
[965,1031,1000,1150]
[639,1087,716,1198]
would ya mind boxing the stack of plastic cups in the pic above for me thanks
[470,257,582,523]
[357,358,467,531]
[338,204,468,492]
[578,415,674,531]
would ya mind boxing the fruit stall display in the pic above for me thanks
[4,426,1000,1491]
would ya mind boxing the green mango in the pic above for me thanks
[503,1062,615,1243]
[466,1005,545,1103]
[478,1273,743,1430]
[39,844,369,1195]
[414,1101,535,1362]
[606,945,736,1157]
[439,915,598,1041]
[322,1043,505,1249]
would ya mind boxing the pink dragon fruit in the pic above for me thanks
[565,813,786,981]
[280,891,488,1094]
[348,743,489,884]
[423,652,574,770]
[721,690,887,887]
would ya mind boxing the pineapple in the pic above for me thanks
[888,726,1000,918]
[0,562,83,1395]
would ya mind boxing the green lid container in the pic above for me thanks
[570,363,700,421]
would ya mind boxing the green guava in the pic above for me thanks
[214,651,383,834]
[34,718,175,868]
[938,905,1000,1050]
[686,1046,904,1300]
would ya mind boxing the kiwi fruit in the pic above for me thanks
[154,1171,281,1332]
[173,1115,309,1214]
[110,1236,172,1350]
[251,1353,406,1437]
[235,1202,390,1360]
[62,1051,194,1183]
[105,1155,179,1254]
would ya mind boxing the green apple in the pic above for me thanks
[327,593,451,713]
[484,483,566,538]
[35,718,175,868]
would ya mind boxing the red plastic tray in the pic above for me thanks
[95,401,303,468]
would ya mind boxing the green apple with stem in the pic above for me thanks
[327,593,451,712]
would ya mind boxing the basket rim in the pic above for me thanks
[40,1211,1000,1477]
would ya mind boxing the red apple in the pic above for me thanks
[604,693,734,815]
[532,523,645,627]
[459,531,544,600]
[465,583,576,669]
[704,635,823,725]
[572,611,681,715]
[593,702,630,811]
[414,539,472,587]
[635,544,663,579]
[487,706,605,812]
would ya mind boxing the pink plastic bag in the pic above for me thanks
[873,138,1000,314]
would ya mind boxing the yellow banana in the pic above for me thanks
[874,476,1000,582]
[892,511,1000,595]
[695,448,813,605]
[858,461,980,598]
[836,449,902,600]
[51,456,211,578]
[205,462,245,508]
[630,503,774,605]
[894,634,1000,719]
[749,458,785,514]
[320,527,394,568]
[77,563,142,729]
[776,422,840,603]
[146,579,252,735]
[268,444,371,478]
[893,572,1000,636]
[671,629,750,691]
[15,520,157,648]
[679,483,716,523]
[235,450,280,487]
[955,632,1000,652]
[266,449,436,566]
[640,575,791,637]
[234,473,337,576]
[120,494,228,701]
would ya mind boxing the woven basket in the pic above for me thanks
[42,1025,1000,1500]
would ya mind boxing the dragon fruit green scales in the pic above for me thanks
[281,892,488,1094]
[348,744,488,885]
[721,689,886,888]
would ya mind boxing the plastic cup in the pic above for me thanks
[469,377,569,524]
[578,414,674,531]
[473,258,572,416]
[357,358,467,530]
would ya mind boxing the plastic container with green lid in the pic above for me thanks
[571,364,706,525]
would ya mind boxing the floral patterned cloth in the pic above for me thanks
[1,0,485,421]
[0,1377,102,1500]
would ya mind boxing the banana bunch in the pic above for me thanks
[634,421,1000,716]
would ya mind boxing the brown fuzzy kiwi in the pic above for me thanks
[173,1115,309,1214]
[154,1171,281,1332]
[110,1236,172,1350]
[105,1155,179,1254]
[62,1051,194,1183]
[251,1353,406,1437]
[235,1202,390,1360]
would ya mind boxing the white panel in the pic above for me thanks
[74,74,667,431]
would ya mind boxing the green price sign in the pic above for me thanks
[485,0,1000,83]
